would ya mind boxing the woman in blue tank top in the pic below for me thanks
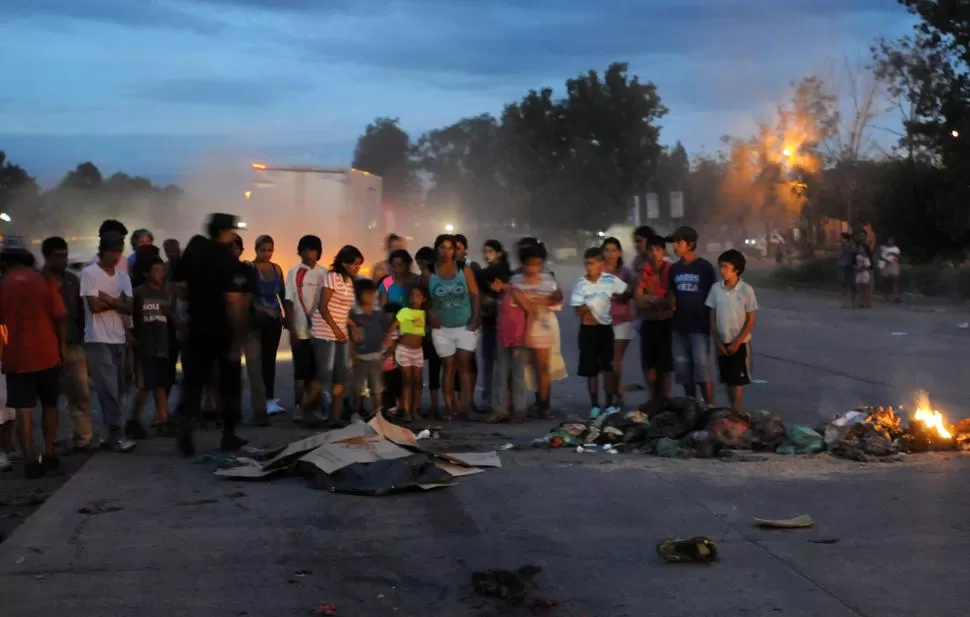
[246,235,285,424]
[421,234,480,418]
[379,249,418,309]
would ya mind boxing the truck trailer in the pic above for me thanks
[242,163,385,273]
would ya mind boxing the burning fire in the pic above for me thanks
[912,391,953,440]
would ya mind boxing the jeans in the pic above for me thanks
[492,346,528,414]
[480,324,497,408]
[243,329,268,423]
[179,330,242,429]
[354,357,384,404]
[86,343,126,432]
[672,331,714,384]
[60,344,92,444]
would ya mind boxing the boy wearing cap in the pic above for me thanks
[81,232,137,452]
[665,226,717,403]
[706,249,758,410]
[284,235,326,424]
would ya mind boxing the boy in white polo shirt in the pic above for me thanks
[705,249,758,411]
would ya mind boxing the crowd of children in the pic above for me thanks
[0,216,760,478]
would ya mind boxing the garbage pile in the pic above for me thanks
[822,404,970,461]
[215,413,501,495]
[531,397,970,461]
[534,398,794,459]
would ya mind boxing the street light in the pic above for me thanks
[0,213,11,222]
[444,223,455,233]
[782,148,792,158]
[951,130,960,138]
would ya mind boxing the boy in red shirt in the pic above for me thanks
[0,236,67,478]
[634,235,674,401]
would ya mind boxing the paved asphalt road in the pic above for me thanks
[1,273,969,616]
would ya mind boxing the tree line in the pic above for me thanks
[352,0,968,261]
[1,0,966,261]
[0,156,183,238]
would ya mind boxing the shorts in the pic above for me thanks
[639,319,674,373]
[672,331,714,385]
[612,321,635,341]
[6,368,60,409]
[292,338,317,382]
[395,345,425,368]
[577,324,614,378]
[717,342,752,386]
[431,326,479,358]
[139,357,171,390]
[313,339,351,386]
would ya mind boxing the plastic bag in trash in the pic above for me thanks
[749,410,787,451]
[655,437,691,458]
[776,426,825,455]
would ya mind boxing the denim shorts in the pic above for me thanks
[312,338,351,386]
[672,331,714,384]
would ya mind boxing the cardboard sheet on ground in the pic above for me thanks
[216,414,500,492]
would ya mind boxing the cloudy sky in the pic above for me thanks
[1,0,913,184]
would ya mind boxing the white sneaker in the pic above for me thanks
[267,399,285,415]
[0,452,11,472]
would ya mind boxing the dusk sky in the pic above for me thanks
[1,0,913,185]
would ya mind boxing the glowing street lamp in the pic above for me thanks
[444,223,455,233]
[0,213,11,223]
[951,130,960,138]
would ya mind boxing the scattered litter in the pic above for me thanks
[294,569,312,577]
[657,537,718,564]
[958,322,969,329]
[498,443,515,451]
[891,332,908,336]
[416,429,432,440]
[575,446,587,453]
[752,379,768,384]
[313,601,337,616]
[754,514,815,529]
[809,538,840,545]
[472,565,543,604]
[78,502,123,516]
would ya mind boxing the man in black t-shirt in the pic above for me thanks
[171,213,251,455]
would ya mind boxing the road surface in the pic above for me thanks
[1,278,968,617]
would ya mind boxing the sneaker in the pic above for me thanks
[604,406,621,417]
[589,406,602,419]
[24,457,45,479]
[42,454,60,472]
[220,433,248,452]
[0,452,11,472]
[124,420,148,440]
[103,438,136,453]
[267,399,285,415]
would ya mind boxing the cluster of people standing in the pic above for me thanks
[0,214,760,479]
[839,231,902,308]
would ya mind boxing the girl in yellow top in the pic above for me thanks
[386,285,430,422]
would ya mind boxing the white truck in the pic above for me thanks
[242,163,386,273]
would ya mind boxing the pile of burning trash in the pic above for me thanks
[531,393,970,461]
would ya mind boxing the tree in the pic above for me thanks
[413,114,511,223]
[0,151,40,222]
[58,161,104,191]
[558,63,667,229]
[498,62,667,230]
[351,117,416,209]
